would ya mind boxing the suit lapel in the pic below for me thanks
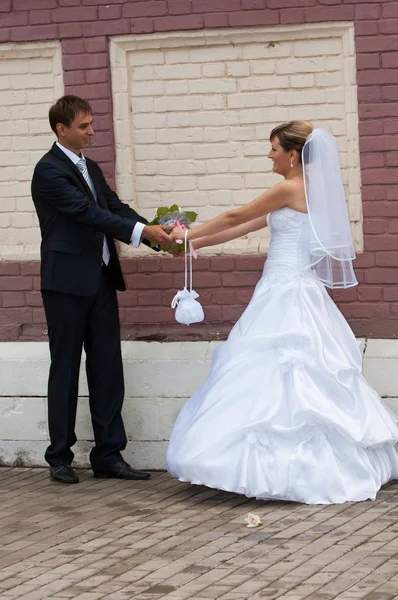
[86,162,107,209]
[51,143,97,203]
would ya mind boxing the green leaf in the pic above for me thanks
[185,211,198,222]
[169,204,179,213]
[157,207,170,217]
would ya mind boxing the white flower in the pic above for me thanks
[245,513,264,528]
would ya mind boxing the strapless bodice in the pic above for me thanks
[264,207,313,279]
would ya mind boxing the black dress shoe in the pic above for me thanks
[93,461,151,480]
[50,465,79,484]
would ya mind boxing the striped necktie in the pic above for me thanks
[76,157,110,266]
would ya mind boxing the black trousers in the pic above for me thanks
[42,268,127,470]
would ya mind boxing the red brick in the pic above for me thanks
[332,287,358,303]
[20,262,40,276]
[382,3,398,19]
[356,21,379,36]
[168,0,193,15]
[361,153,385,169]
[382,86,398,101]
[131,18,155,33]
[84,146,114,164]
[235,256,265,271]
[2,293,25,308]
[154,14,204,31]
[25,293,43,307]
[280,8,305,23]
[63,53,107,71]
[384,118,398,134]
[0,0,11,10]
[59,23,83,38]
[356,35,398,54]
[99,4,122,19]
[59,0,81,5]
[0,325,24,341]
[354,252,374,268]
[362,187,386,202]
[383,287,398,302]
[356,53,380,70]
[365,268,398,284]
[358,120,383,136]
[222,305,244,321]
[64,70,86,86]
[0,263,20,276]
[212,290,237,305]
[338,302,390,320]
[0,276,32,291]
[194,257,211,270]
[29,10,52,25]
[363,202,398,218]
[365,234,398,252]
[229,10,280,26]
[62,38,85,54]
[122,1,167,18]
[386,187,398,201]
[386,152,398,168]
[52,6,97,22]
[356,4,380,20]
[126,273,174,289]
[210,257,235,271]
[360,135,398,153]
[387,220,398,234]
[0,29,10,42]
[0,308,32,325]
[137,290,163,306]
[358,86,382,103]
[85,69,109,84]
[358,70,397,85]
[14,0,56,8]
[362,168,398,185]
[375,252,398,267]
[358,287,382,303]
[379,19,398,35]
[202,306,223,322]
[177,272,221,288]
[221,272,260,287]
[137,257,162,273]
[84,36,108,53]
[67,83,111,100]
[236,288,255,304]
[124,307,172,323]
[120,259,137,275]
[363,218,387,234]
[193,0,240,11]
[305,5,354,21]
[204,13,229,27]
[242,0,266,8]
[81,20,131,37]
[33,308,46,323]
[268,0,315,6]
[117,291,138,306]
[10,24,59,41]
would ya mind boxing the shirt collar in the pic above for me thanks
[56,141,85,165]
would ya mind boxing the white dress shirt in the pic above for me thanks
[56,142,144,248]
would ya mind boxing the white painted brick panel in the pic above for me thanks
[108,24,362,257]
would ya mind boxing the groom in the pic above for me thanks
[31,95,173,484]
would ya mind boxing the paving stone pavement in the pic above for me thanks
[0,469,398,600]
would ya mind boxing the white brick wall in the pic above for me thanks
[0,42,64,261]
[110,23,362,257]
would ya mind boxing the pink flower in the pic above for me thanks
[245,513,264,528]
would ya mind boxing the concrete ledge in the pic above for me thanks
[0,340,397,468]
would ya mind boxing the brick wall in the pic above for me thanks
[0,0,397,341]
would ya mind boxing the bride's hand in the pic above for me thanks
[170,227,187,241]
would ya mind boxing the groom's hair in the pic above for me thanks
[49,95,92,133]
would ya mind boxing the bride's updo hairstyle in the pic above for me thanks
[270,120,313,163]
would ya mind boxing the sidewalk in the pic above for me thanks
[0,468,397,600]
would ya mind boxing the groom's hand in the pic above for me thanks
[142,224,174,247]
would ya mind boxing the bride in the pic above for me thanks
[166,121,398,505]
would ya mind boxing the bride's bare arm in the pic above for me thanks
[193,215,268,251]
[172,179,297,242]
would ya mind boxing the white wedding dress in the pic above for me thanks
[166,207,398,504]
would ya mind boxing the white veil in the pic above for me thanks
[302,128,358,289]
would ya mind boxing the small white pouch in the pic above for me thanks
[171,231,204,325]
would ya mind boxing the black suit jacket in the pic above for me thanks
[31,143,151,296]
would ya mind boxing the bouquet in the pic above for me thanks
[147,204,198,253]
